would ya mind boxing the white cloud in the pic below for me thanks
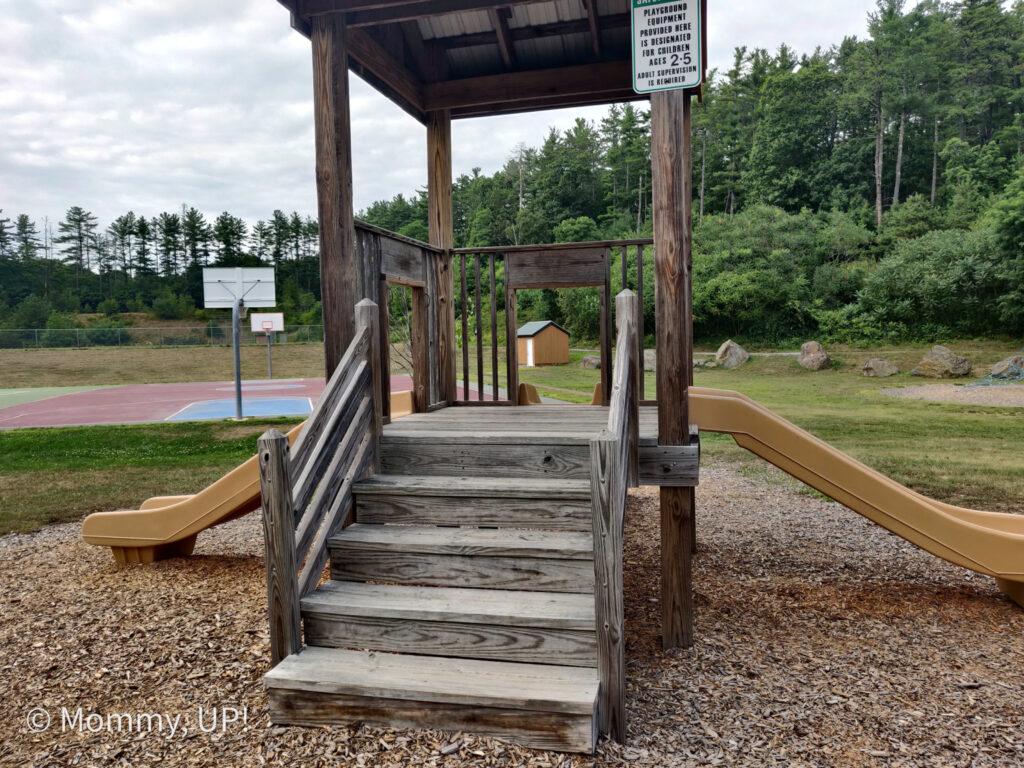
[0,0,875,229]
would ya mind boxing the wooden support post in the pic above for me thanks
[311,14,357,379]
[651,89,695,650]
[355,299,383,470]
[505,284,518,401]
[378,278,392,421]
[599,250,612,406]
[427,109,456,404]
[411,286,428,412]
[259,429,302,667]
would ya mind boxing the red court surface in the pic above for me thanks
[0,376,415,429]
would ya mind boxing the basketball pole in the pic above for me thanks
[265,330,273,379]
[232,299,243,420]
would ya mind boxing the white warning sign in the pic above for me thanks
[632,0,703,94]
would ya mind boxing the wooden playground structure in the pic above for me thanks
[79,0,1024,755]
[259,0,705,752]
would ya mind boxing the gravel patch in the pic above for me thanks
[881,383,1024,407]
[2,461,1023,767]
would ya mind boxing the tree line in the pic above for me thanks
[2,0,1022,344]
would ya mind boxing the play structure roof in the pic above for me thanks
[517,320,568,337]
[277,0,663,121]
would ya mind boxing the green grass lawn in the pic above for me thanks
[0,418,301,534]
[1,340,1021,537]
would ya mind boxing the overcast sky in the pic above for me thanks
[0,0,878,229]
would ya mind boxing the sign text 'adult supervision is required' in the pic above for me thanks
[632,0,703,94]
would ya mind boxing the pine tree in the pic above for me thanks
[212,212,247,264]
[55,206,98,272]
[250,220,272,261]
[0,210,12,259]
[15,215,41,260]
[155,212,183,275]
[181,207,211,266]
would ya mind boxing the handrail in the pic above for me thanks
[453,237,653,254]
[258,298,383,666]
[451,238,651,406]
[589,289,639,742]
[354,218,444,254]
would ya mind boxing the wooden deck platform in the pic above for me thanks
[385,404,657,444]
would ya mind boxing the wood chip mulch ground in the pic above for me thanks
[2,460,1022,767]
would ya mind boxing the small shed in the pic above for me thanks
[517,320,569,367]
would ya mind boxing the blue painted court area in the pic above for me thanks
[166,396,313,421]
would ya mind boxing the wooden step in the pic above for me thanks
[379,437,591,479]
[301,581,597,666]
[353,474,592,499]
[353,475,592,530]
[265,646,598,753]
[329,523,595,593]
[354,473,593,532]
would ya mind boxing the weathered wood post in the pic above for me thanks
[651,89,696,649]
[259,429,301,666]
[427,110,456,404]
[311,13,357,379]
[355,299,383,470]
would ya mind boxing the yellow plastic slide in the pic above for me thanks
[82,391,416,565]
[690,387,1024,606]
[82,424,305,564]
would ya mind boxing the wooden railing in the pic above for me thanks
[452,239,652,405]
[258,299,383,666]
[589,289,640,741]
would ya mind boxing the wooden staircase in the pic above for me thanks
[258,293,640,754]
[264,425,603,752]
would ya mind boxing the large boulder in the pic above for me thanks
[643,349,657,372]
[911,345,972,378]
[581,355,601,370]
[862,358,899,378]
[715,339,749,369]
[798,341,831,371]
[990,353,1024,379]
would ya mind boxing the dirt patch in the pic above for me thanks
[2,462,1023,767]
[881,383,1024,408]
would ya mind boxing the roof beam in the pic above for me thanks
[583,0,601,58]
[347,0,533,27]
[450,89,647,119]
[436,13,628,50]
[424,59,632,112]
[488,7,517,70]
[347,27,426,121]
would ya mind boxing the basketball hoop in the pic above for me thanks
[262,320,274,333]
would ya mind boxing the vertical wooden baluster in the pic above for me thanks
[475,254,484,401]
[620,245,628,290]
[637,243,645,400]
[489,255,499,401]
[460,254,469,401]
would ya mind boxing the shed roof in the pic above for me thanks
[517,320,569,337]
[277,0,706,122]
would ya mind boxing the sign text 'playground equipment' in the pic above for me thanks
[202,268,277,420]
[251,312,285,380]
[632,0,703,94]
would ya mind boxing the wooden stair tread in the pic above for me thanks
[382,429,600,445]
[265,646,598,714]
[302,581,595,629]
[330,523,592,559]
[353,474,591,499]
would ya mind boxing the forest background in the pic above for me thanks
[2,0,1023,348]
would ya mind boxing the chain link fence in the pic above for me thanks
[0,325,325,350]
